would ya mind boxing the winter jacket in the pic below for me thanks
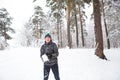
[40,40,59,66]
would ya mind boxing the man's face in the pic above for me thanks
[45,37,51,43]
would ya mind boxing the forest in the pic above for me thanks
[0,0,120,80]
[0,0,120,60]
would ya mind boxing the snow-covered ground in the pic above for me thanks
[0,47,120,80]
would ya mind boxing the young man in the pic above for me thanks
[40,33,60,80]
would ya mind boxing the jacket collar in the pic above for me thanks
[45,40,52,45]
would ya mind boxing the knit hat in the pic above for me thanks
[45,33,51,38]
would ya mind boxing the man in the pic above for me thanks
[40,33,60,80]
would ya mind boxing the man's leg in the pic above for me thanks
[51,64,60,80]
[44,65,50,80]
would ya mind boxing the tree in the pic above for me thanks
[93,0,107,60]
[0,8,15,41]
[101,0,110,49]
[19,5,49,47]
[32,6,45,39]
[105,0,120,48]
[83,0,91,3]
[19,22,33,46]
[59,19,64,48]
[72,0,79,47]
[66,0,72,48]
[76,0,86,47]
[46,0,72,48]
[33,0,89,48]
[45,0,65,47]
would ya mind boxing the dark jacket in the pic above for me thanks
[40,40,59,66]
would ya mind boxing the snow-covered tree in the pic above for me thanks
[105,0,120,48]
[31,6,45,39]
[19,6,53,47]
[0,8,15,41]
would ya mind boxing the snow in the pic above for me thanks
[0,47,120,80]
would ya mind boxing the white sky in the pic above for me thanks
[0,0,49,31]
[0,0,92,34]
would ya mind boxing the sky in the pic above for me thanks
[0,0,48,31]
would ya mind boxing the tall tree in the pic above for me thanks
[73,0,79,47]
[101,0,110,49]
[105,0,120,48]
[66,0,72,48]
[33,0,89,48]
[93,0,107,60]
[77,0,85,47]
[59,19,63,48]
[46,0,64,47]
[0,8,15,41]
[32,6,44,39]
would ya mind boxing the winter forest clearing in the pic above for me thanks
[0,0,120,80]
[0,47,120,80]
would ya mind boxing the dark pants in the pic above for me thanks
[44,64,60,80]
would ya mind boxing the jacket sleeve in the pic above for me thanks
[52,43,59,58]
[40,45,45,62]
[40,45,44,57]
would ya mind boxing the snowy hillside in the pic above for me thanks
[0,47,120,80]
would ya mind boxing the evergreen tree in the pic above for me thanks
[105,0,120,48]
[32,6,45,39]
[0,8,15,41]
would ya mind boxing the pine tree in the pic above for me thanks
[0,8,15,41]
[32,6,45,39]
[93,0,107,60]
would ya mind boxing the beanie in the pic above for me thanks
[45,33,51,38]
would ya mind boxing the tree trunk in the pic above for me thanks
[3,22,7,41]
[66,1,72,48]
[78,3,85,47]
[73,0,79,47]
[57,0,60,48]
[57,17,60,48]
[39,19,42,38]
[59,21,63,48]
[101,0,110,49]
[93,0,107,60]
[35,19,39,46]
[35,20,39,39]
